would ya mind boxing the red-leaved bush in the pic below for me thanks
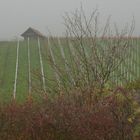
[0,88,137,140]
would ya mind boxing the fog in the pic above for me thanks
[0,0,140,40]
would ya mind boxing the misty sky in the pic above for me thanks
[0,0,140,39]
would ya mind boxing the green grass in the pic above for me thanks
[0,40,48,102]
[0,42,17,102]
[16,41,28,101]
[0,39,140,102]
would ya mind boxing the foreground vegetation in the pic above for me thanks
[0,85,139,140]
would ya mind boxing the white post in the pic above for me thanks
[136,39,139,79]
[48,37,60,86]
[129,45,132,82]
[136,40,140,79]
[13,39,20,99]
[134,41,136,80]
[28,37,31,94]
[38,37,46,92]
[57,37,75,85]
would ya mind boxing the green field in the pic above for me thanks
[0,38,140,102]
[0,40,49,102]
[0,39,68,102]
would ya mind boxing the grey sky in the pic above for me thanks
[0,0,139,39]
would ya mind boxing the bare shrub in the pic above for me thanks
[47,7,134,102]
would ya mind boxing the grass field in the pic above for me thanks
[0,38,140,102]
[0,40,47,102]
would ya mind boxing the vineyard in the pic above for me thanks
[0,38,140,102]
[0,39,49,102]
